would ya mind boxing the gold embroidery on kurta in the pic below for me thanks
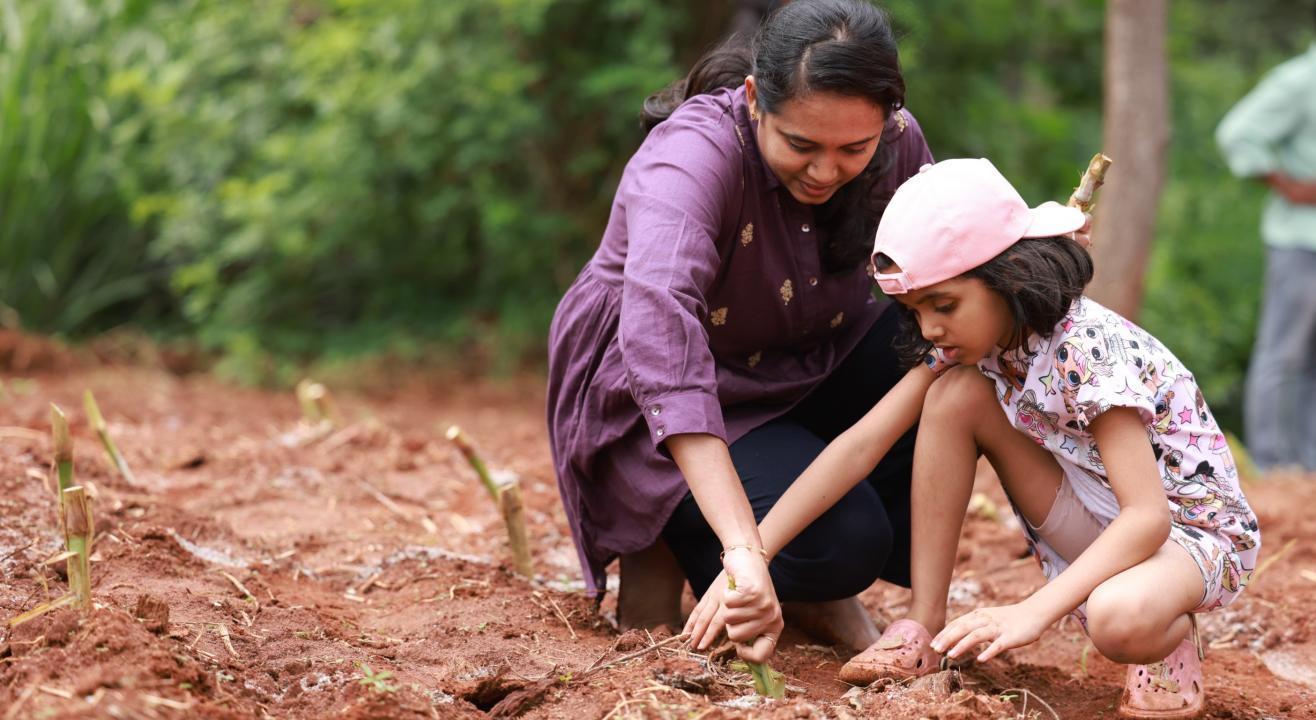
[740,223,754,246]
[779,279,794,305]
[748,351,762,368]
[830,312,844,328]
[734,125,747,148]
[710,307,728,326]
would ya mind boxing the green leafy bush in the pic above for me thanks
[0,0,155,333]
[98,0,679,381]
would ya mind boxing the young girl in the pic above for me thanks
[691,158,1260,719]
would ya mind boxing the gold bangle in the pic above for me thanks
[719,544,768,562]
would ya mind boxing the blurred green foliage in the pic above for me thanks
[102,0,682,381]
[0,0,157,332]
[0,0,1310,432]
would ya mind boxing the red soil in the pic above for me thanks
[1,345,1313,718]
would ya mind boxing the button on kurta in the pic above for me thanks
[801,224,811,233]
[650,406,661,416]
[809,277,818,286]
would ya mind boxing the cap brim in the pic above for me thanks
[1021,201,1086,238]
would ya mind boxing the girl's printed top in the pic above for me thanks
[546,85,932,597]
[976,296,1261,610]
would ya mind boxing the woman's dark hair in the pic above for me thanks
[874,237,1095,367]
[641,0,906,274]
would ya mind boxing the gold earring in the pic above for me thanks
[750,107,760,121]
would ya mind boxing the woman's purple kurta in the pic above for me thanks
[547,86,932,597]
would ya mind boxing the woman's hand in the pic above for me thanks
[683,569,729,651]
[683,548,782,663]
[720,547,783,664]
[930,602,1050,663]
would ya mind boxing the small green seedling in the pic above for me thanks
[357,662,397,694]
[725,573,786,699]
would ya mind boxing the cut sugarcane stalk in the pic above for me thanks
[726,572,785,698]
[446,425,498,500]
[1068,153,1113,214]
[496,477,534,578]
[62,486,92,609]
[83,390,138,486]
[295,379,338,427]
[447,425,533,578]
[295,379,324,423]
[50,404,73,498]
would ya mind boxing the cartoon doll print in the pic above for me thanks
[1152,390,1179,436]
[1015,389,1060,445]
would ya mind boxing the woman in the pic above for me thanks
[546,0,931,663]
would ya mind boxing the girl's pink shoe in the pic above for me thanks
[838,618,940,685]
[1117,623,1205,719]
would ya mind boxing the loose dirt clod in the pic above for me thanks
[133,594,170,633]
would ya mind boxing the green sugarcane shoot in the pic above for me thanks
[84,389,138,485]
[62,485,93,609]
[446,425,499,500]
[726,572,785,698]
[447,425,534,578]
[50,403,73,497]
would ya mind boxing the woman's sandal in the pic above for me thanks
[838,618,941,685]
[1117,616,1205,719]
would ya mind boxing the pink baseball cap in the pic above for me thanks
[871,158,1086,295]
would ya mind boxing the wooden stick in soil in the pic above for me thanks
[83,390,138,486]
[62,485,93,610]
[446,425,533,578]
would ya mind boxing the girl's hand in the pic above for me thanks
[1067,212,1094,248]
[930,603,1050,662]
[720,548,783,664]
[683,569,729,651]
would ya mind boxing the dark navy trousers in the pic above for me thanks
[662,303,916,600]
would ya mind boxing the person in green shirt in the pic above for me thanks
[1216,19,1316,473]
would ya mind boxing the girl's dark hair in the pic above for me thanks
[640,0,906,273]
[874,237,1095,367]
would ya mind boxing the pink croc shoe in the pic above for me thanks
[839,618,941,685]
[1117,620,1205,719]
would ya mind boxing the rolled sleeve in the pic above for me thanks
[1216,56,1309,178]
[639,390,726,445]
[617,113,740,448]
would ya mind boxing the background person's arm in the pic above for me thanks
[1264,173,1316,205]
[1216,55,1307,181]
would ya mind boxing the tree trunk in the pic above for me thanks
[1088,0,1170,319]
